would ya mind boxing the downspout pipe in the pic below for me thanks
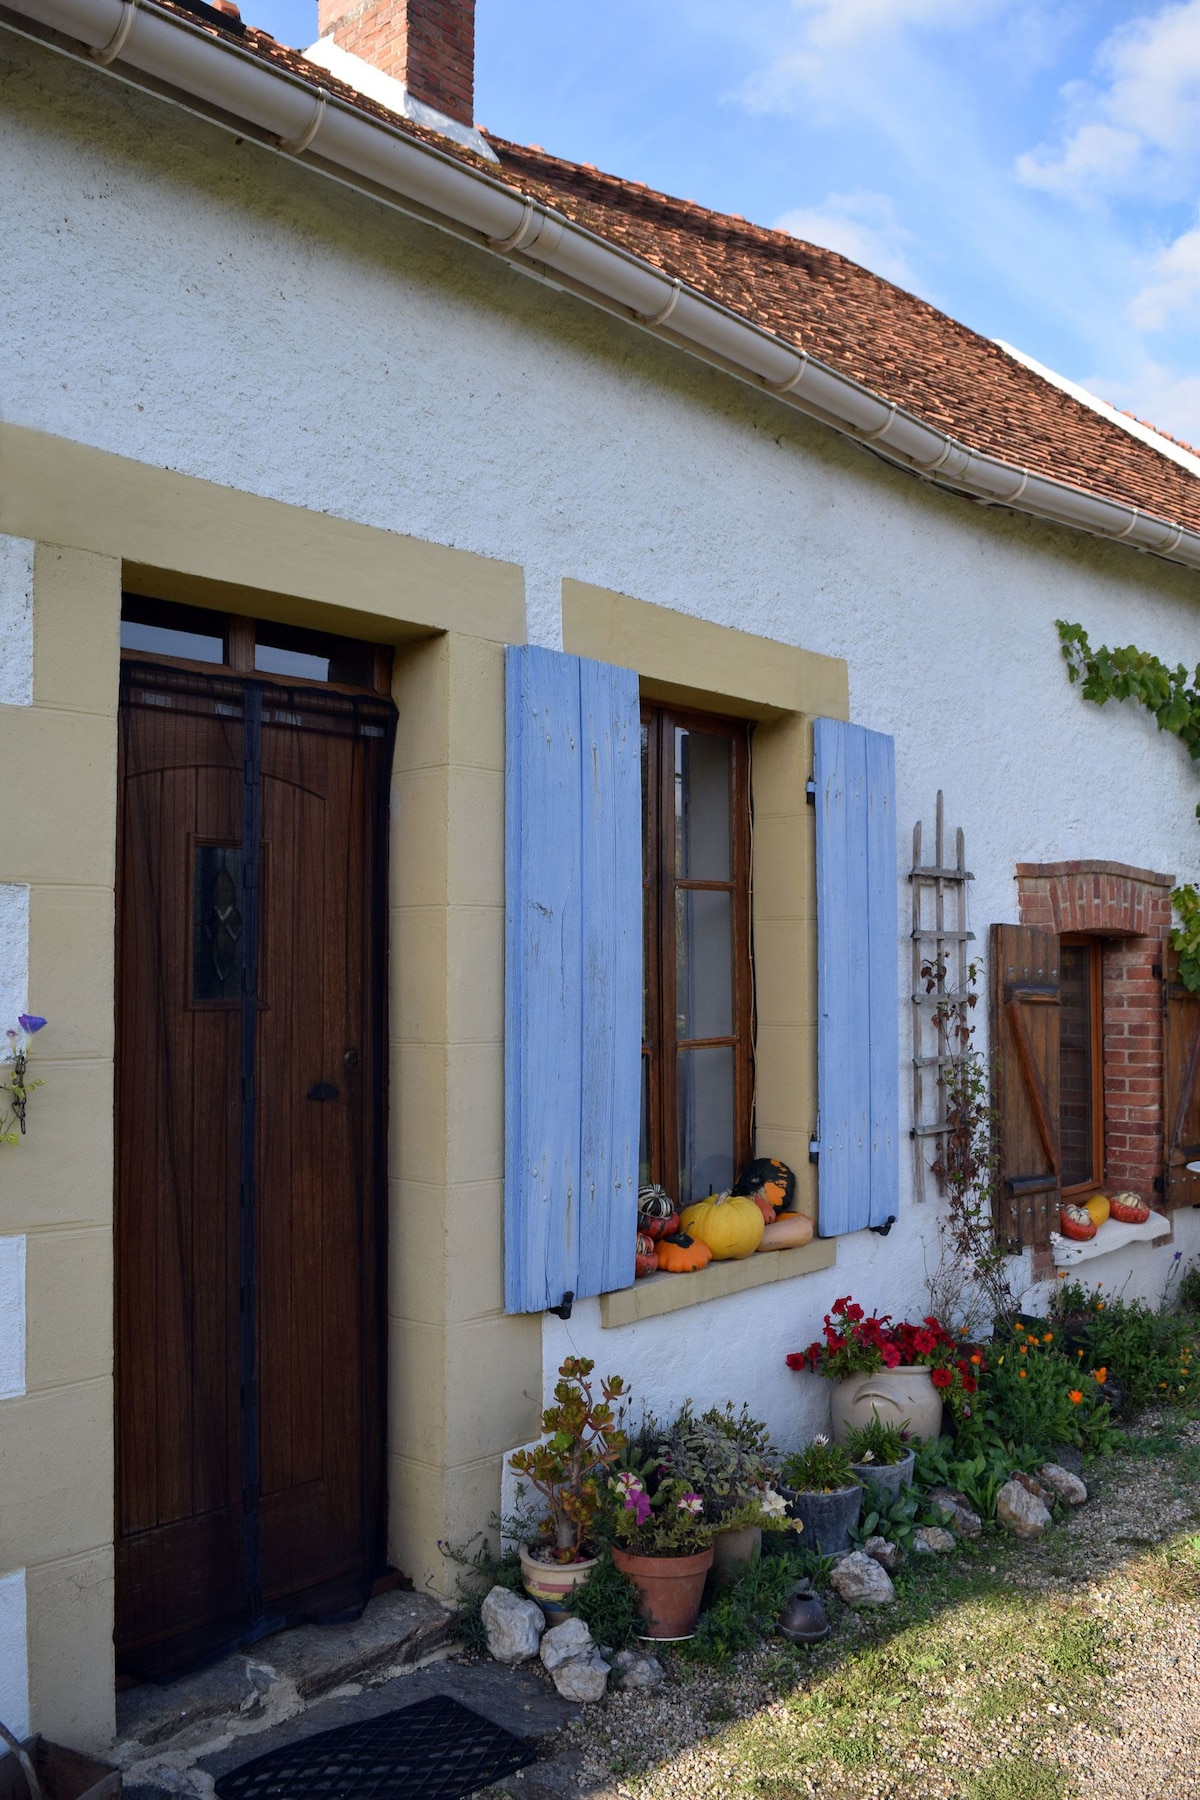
[6,0,1200,575]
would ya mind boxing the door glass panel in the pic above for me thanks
[677,1044,735,1204]
[676,889,733,1039]
[674,727,731,880]
[1060,943,1095,1188]
[193,844,244,1003]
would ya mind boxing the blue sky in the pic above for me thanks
[250,1,1200,444]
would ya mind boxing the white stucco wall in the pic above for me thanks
[0,536,34,708]
[5,35,1200,1455]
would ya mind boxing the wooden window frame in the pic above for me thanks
[120,594,394,695]
[1059,933,1106,1198]
[640,701,754,1203]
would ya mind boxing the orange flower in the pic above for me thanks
[1043,1332,1054,1343]
[1015,1322,1025,1333]
[1019,1370,1027,1380]
[1092,1367,1108,1384]
[1068,1390,1084,1404]
[970,1354,982,1365]
[1020,1345,1028,1355]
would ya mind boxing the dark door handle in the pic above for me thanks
[307,1081,340,1102]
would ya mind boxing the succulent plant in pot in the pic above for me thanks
[778,1436,861,1554]
[508,1356,627,1610]
[843,1411,916,1505]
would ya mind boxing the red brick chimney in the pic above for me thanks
[315,0,476,127]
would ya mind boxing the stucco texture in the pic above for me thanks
[4,34,1200,1474]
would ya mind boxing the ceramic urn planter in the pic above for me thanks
[830,1366,943,1446]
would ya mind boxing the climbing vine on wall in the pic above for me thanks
[1056,619,1200,995]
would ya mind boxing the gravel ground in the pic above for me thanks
[491,1413,1200,1800]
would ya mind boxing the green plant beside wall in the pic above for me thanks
[508,1357,628,1558]
[0,1015,46,1145]
[1057,620,1200,991]
[561,1548,646,1650]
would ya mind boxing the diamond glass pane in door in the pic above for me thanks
[1060,943,1096,1189]
[677,1044,735,1203]
[675,889,733,1040]
[193,844,244,1002]
[674,728,731,879]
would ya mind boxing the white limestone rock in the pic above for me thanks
[913,1526,956,1555]
[481,1586,545,1664]
[863,1535,900,1574]
[996,1478,1053,1541]
[928,1487,983,1539]
[1039,1463,1088,1506]
[620,1653,665,1690]
[829,1550,896,1608]
[539,1616,593,1672]
[551,1649,609,1702]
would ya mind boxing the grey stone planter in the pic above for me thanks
[849,1448,915,1506]
[779,1482,862,1555]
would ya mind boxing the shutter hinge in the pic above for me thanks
[808,1135,819,1165]
[869,1215,896,1236]
[1153,962,1163,980]
[548,1290,574,1321]
[806,780,816,806]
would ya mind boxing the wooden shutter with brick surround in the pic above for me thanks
[992,924,1061,1250]
[1163,945,1200,1208]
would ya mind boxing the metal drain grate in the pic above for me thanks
[213,1696,538,1800]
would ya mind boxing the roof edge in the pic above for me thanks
[4,0,1200,578]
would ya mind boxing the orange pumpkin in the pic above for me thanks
[655,1231,713,1274]
[750,1194,777,1226]
[640,1209,681,1241]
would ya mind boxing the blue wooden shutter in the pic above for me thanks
[504,646,642,1313]
[813,717,899,1235]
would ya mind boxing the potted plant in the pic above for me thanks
[777,1436,861,1554]
[844,1412,916,1504]
[608,1463,716,1640]
[786,1296,980,1445]
[508,1356,627,1612]
[645,1402,796,1590]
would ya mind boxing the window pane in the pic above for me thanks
[254,619,375,686]
[193,844,243,1003]
[675,727,731,879]
[676,889,733,1040]
[677,1045,735,1204]
[1060,944,1096,1188]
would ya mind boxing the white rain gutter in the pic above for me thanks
[5,0,1200,575]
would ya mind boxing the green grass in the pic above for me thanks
[965,1755,1069,1800]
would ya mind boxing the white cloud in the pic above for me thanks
[1129,219,1200,330]
[775,190,918,285]
[1088,358,1200,451]
[1017,0,1200,200]
[736,0,1002,112]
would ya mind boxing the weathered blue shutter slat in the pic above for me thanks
[814,717,899,1237]
[864,728,900,1226]
[505,646,641,1314]
[578,658,642,1296]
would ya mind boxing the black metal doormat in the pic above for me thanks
[213,1697,539,1800]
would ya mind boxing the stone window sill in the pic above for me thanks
[598,1235,836,1328]
[1050,1210,1172,1269]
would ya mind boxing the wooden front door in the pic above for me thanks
[114,661,395,1675]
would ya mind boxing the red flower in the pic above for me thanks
[930,1367,952,1389]
[785,1353,807,1370]
[912,1329,937,1356]
[843,1302,864,1323]
[962,1374,977,1395]
[881,1343,902,1368]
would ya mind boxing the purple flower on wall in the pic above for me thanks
[17,1016,46,1034]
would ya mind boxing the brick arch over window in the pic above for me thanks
[1016,860,1173,1203]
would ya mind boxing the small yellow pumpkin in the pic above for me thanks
[1085,1193,1111,1227]
[680,1191,765,1260]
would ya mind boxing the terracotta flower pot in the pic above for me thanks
[830,1366,943,1446]
[611,1544,715,1640]
[709,1524,762,1592]
[519,1543,598,1610]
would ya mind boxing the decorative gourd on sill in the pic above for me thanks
[1060,1203,1098,1241]
[1109,1192,1151,1224]
[759,1212,814,1252]
[637,1184,680,1240]
[680,1192,765,1260]
[655,1231,712,1273]
[735,1157,797,1215]
[634,1234,659,1278]
[1085,1193,1111,1227]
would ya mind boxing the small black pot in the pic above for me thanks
[778,1482,862,1554]
[778,1584,830,1644]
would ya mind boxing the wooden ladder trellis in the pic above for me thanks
[911,792,974,1202]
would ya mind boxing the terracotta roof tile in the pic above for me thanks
[142,8,1200,539]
